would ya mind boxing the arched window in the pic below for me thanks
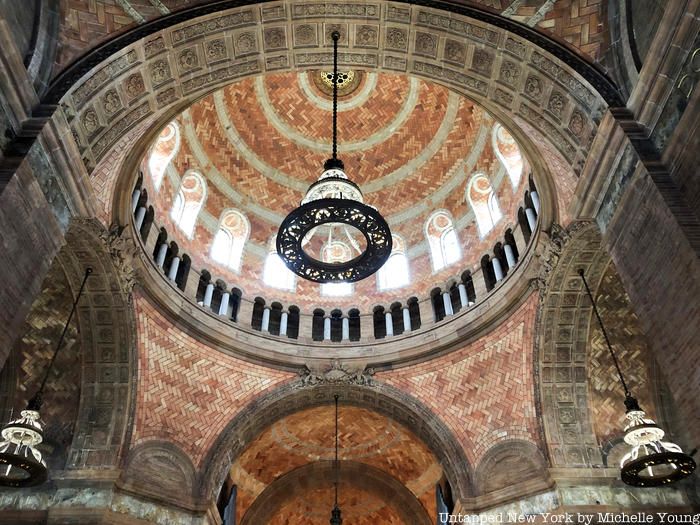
[148,121,180,190]
[210,209,249,272]
[377,235,410,290]
[170,171,206,238]
[320,240,353,296]
[426,211,461,272]
[263,236,296,291]
[492,124,523,188]
[467,173,502,238]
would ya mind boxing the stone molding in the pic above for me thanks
[56,219,139,472]
[534,222,610,469]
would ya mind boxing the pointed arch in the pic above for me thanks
[492,124,523,189]
[377,234,410,290]
[467,173,502,238]
[262,236,296,291]
[148,121,181,190]
[170,170,206,238]
[425,210,461,272]
[210,209,249,272]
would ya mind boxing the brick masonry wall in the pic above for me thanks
[131,288,296,465]
[377,291,540,465]
[605,172,700,445]
[0,162,65,371]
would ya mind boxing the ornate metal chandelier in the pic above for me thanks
[579,269,696,487]
[330,394,342,525]
[277,31,391,283]
[0,267,91,487]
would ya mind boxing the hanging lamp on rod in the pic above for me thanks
[277,31,391,284]
[0,267,92,487]
[579,269,696,487]
[330,394,342,525]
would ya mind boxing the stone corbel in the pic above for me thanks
[73,217,141,297]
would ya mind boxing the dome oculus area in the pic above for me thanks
[141,71,530,310]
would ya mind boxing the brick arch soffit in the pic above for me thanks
[40,0,622,225]
[241,460,432,525]
[535,220,613,469]
[54,217,138,470]
[197,381,474,506]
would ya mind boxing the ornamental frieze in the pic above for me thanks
[72,50,138,108]
[170,11,256,45]
[291,3,380,19]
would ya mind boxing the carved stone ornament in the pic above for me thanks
[178,48,199,70]
[150,59,171,85]
[264,27,286,50]
[102,89,122,115]
[444,39,466,65]
[74,218,140,296]
[532,221,591,295]
[235,33,256,55]
[125,73,145,98]
[499,61,520,87]
[385,27,408,51]
[296,361,376,388]
[81,108,100,135]
[548,91,566,118]
[356,25,378,47]
[524,75,543,98]
[471,49,493,76]
[295,24,317,46]
[206,38,227,61]
[415,32,438,57]
[568,110,585,137]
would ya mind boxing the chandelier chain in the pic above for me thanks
[578,269,630,397]
[331,31,339,161]
[334,393,339,507]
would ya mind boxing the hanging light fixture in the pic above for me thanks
[0,267,92,487]
[579,269,696,487]
[330,394,342,525]
[277,31,392,283]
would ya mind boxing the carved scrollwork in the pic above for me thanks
[73,218,140,296]
[532,221,592,295]
[296,361,376,388]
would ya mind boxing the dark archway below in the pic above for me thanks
[241,460,432,525]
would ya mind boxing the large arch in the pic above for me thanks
[57,218,139,471]
[197,380,474,507]
[536,222,609,468]
[241,460,432,524]
[39,0,618,229]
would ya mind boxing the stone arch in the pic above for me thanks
[240,460,432,525]
[536,222,611,468]
[56,218,139,470]
[197,381,474,506]
[38,1,616,229]
[474,439,548,496]
[117,441,199,512]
